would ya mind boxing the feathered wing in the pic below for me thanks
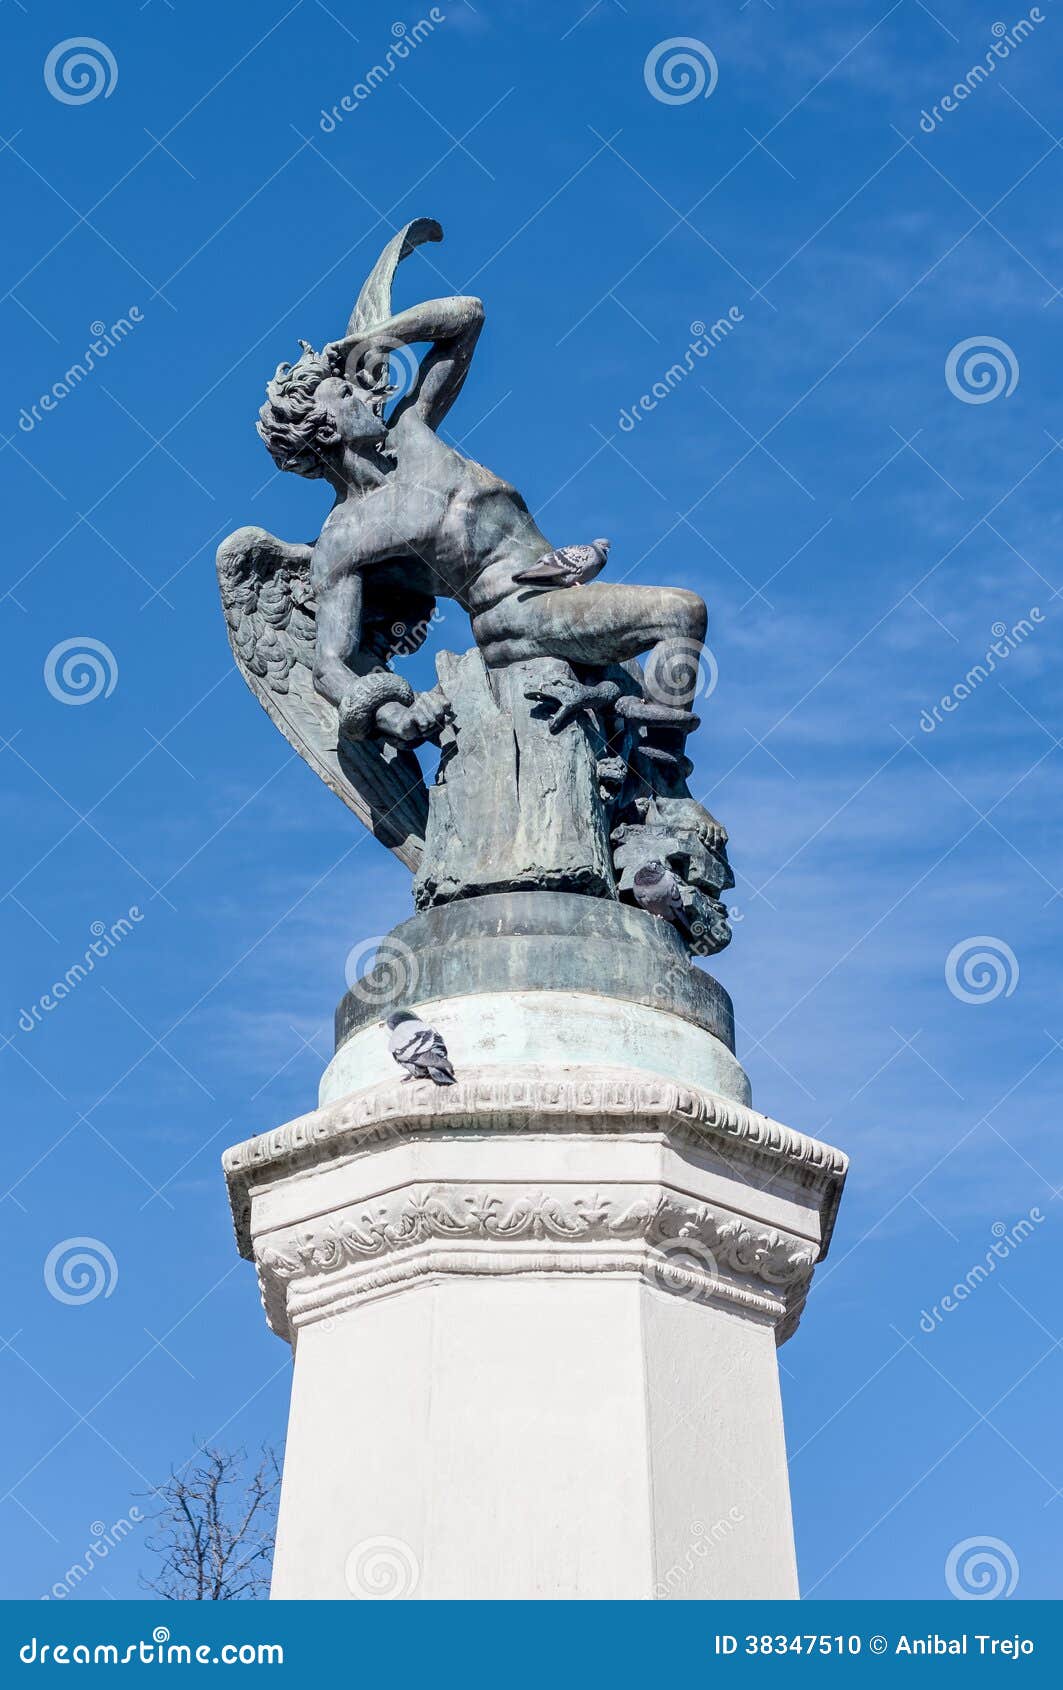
[513,557,571,585]
[216,526,428,869]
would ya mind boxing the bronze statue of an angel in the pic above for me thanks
[218,218,731,947]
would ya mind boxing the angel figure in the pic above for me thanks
[218,218,723,869]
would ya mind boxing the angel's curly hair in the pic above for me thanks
[256,341,337,479]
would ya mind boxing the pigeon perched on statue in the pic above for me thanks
[386,1011,457,1085]
[631,859,687,927]
[513,539,610,587]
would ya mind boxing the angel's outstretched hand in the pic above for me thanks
[373,687,452,748]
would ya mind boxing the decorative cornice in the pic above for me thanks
[223,1066,848,1262]
[251,1181,819,1346]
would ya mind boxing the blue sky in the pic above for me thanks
[1,0,1060,1602]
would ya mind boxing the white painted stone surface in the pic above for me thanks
[224,1027,847,1600]
[270,1279,796,1600]
[319,988,752,1109]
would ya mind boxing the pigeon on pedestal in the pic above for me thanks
[386,1011,457,1085]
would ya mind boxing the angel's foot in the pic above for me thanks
[634,781,729,855]
[525,678,620,734]
[656,797,728,855]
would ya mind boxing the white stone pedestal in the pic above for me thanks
[224,1003,846,1599]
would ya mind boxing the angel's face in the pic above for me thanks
[315,376,388,448]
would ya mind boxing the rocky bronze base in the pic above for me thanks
[335,889,736,1054]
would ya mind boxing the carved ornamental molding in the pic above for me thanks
[224,1065,848,1262]
[251,1180,820,1346]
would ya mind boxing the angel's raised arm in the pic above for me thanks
[327,293,484,431]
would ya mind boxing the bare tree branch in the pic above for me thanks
[139,1445,281,1601]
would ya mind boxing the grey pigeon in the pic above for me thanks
[632,859,686,927]
[386,1010,457,1085]
[513,538,610,587]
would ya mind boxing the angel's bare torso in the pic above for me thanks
[311,381,708,743]
[314,407,550,619]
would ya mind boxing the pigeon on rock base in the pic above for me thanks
[631,859,687,927]
[386,1011,457,1085]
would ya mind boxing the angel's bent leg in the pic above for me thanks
[476,580,725,850]
[472,583,708,709]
